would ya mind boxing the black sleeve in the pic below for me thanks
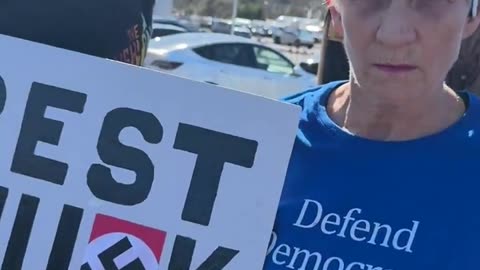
[0,0,155,65]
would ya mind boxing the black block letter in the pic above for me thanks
[0,187,8,221]
[0,76,6,115]
[87,108,162,205]
[10,82,87,185]
[98,237,145,270]
[81,237,145,270]
[174,124,258,226]
[168,235,239,270]
[46,205,84,270]
[2,194,40,270]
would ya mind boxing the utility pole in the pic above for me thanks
[263,1,269,20]
[231,0,238,34]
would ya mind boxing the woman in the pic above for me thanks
[264,0,480,269]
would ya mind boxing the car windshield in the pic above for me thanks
[299,30,311,37]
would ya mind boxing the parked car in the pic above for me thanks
[297,30,316,48]
[144,33,317,99]
[152,16,198,32]
[233,26,252,39]
[211,20,232,34]
[251,26,268,37]
[151,23,187,38]
[297,53,321,75]
[250,20,270,37]
[272,27,315,48]
[303,24,324,43]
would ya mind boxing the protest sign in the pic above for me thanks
[0,34,300,270]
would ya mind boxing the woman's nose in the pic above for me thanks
[376,9,417,48]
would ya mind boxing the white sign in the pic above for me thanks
[0,34,300,269]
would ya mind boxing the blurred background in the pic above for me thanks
[147,0,480,98]
[144,0,329,99]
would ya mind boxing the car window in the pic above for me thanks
[300,62,318,75]
[193,43,257,68]
[253,46,294,75]
[152,29,182,38]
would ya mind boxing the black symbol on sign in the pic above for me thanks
[81,237,146,270]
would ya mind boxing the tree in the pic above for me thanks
[238,2,263,20]
[446,26,480,95]
[204,0,218,16]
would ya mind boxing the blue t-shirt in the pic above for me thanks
[264,81,480,270]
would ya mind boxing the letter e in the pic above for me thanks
[350,220,371,242]
[272,244,291,266]
[11,83,86,185]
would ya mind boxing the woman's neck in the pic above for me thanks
[327,82,466,141]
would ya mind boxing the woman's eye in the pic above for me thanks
[348,0,451,15]
[412,0,451,15]
[413,0,435,9]
[349,0,392,13]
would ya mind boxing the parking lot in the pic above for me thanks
[146,19,324,99]
[255,36,321,65]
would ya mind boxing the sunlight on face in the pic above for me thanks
[332,0,477,97]
[347,0,460,18]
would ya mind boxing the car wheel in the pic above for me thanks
[307,44,314,49]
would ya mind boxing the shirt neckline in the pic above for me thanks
[311,81,476,147]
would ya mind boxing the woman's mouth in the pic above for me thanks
[373,64,418,74]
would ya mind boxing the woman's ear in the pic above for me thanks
[463,14,480,39]
[328,6,344,42]
[463,0,480,38]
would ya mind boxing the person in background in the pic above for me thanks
[0,0,155,66]
[446,25,480,94]
[265,0,480,269]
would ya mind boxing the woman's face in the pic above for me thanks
[331,0,480,93]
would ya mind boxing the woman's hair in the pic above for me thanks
[317,9,350,84]
[446,27,480,93]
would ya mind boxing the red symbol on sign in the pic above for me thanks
[82,214,167,270]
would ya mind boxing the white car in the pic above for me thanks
[144,33,317,99]
[297,52,321,75]
[273,27,315,48]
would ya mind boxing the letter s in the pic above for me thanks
[87,108,162,206]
